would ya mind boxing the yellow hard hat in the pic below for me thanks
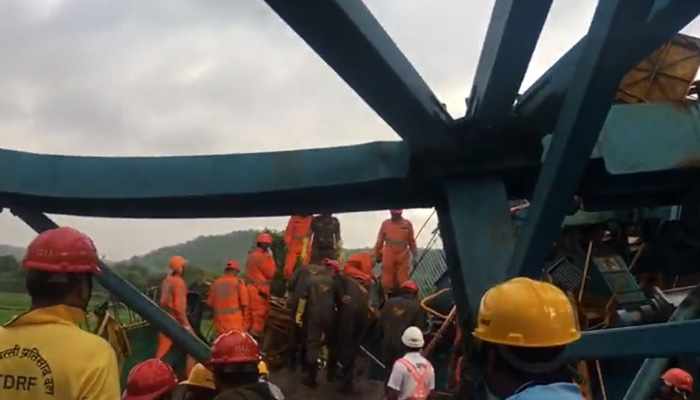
[258,361,269,376]
[473,277,580,347]
[179,363,215,390]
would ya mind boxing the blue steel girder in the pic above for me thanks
[466,0,552,126]
[515,0,700,134]
[9,208,211,363]
[509,0,656,278]
[261,0,452,151]
[566,319,700,359]
[438,179,515,324]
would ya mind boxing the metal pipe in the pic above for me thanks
[622,283,700,400]
[10,208,211,363]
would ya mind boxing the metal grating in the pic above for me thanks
[547,257,584,292]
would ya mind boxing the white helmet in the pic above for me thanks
[401,326,424,348]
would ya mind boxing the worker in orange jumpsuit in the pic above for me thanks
[343,251,375,283]
[283,214,313,279]
[245,233,278,338]
[122,358,179,400]
[374,209,418,295]
[207,260,251,336]
[156,255,196,376]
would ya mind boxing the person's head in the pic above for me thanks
[322,258,340,275]
[401,326,425,353]
[659,368,693,400]
[255,233,272,251]
[398,281,419,299]
[390,209,403,220]
[22,227,101,311]
[473,277,580,399]
[208,331,260,391]
[180,363,218,400]
[224,261,240,276]
[122,358,178,400]
[169,255,187,277]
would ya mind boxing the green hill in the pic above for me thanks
[119,229,261,272]
[0,244,24,260]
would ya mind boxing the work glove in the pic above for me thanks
[295,298,306,326]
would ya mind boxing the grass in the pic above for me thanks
[0,291,215,341]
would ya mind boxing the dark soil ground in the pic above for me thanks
[269,368,385,400]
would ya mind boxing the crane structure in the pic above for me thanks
[3,1,700,398]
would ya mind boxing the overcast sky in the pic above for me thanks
[1,1,699,260]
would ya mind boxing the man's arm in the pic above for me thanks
[386,361,405,400]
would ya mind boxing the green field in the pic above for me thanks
[0,291,215,341]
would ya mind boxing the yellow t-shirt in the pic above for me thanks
[0,305,120,400]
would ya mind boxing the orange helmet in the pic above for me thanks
[209,331,259,365]
[256,233,272,245]
[123,359,178,400]
[390,209,403,214]
[225,260,240,271]
[662,368,693,392]
[169,255,186,274]
[22,227,101,274]
[400,280,419,292]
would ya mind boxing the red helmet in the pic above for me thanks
[662,368,693,392]
[322,258,340,272]
[225,260,240,271]
[256,233,272,245]
[390,209,403,214]
[400,280,419,292]
[22,227,101,275]
[123,359,178,400]
[209,330,259,365]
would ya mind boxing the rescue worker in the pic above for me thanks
[123,358,179,400]
[286,260,326,371]
[298,258,339,387]
[658,368,693,400]
[379,280,425,382]
[209,331,278,400]
[245,233,277,338]
[474,277,583,399]
[374,209,418,295]
[343,251,375,283]
[308,213,342,264]
[386,326,435,400]
[207,260,251,336]
[258,361,285,400]
[157,254,196,376]
[283,214,313,279]
[180,363,218,400]
[335,264,372,393]
[0,226,120,400]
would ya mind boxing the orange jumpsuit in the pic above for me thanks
[245,247,277,334]
[283,215,313,279]
[374,217,417,293]
[207,274,252,336]
[156,274,195,375]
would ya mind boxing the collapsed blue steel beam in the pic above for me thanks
[439,179,515,321]
[466,0,552,125]
[566,319,700,359]
[509,0,655,278]
[622,283,700,400]
[515,0,700,133]
[9,208,211,363]
[261,0,452,150]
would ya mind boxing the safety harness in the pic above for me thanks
[397,357,433,400]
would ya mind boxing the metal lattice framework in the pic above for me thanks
[3,1,700,398]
